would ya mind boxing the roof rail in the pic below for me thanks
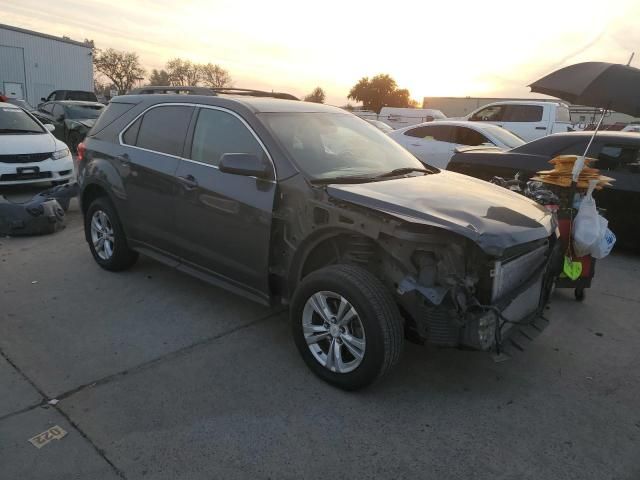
[210,88,299,101]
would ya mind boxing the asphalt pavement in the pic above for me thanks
[1,184,639,480]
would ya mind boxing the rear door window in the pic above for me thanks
[134,105,194,156]
[403,125,453,142]
[502,105,543,122]
[597,144,640,172]
[454,127,490,146]
[189,108,265,166]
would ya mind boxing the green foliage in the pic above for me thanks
[304,87,326,103]
[148,69,171,86]
[93,48,145,95]
[347,74,415,113]
[200,63,232,88]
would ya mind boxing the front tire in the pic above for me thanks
[290,265,404,390]
[85,197,138,271]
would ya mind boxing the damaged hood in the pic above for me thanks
[1,133,56,154]
[327,171,554,255]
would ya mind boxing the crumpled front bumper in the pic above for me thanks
[464,237,563,353]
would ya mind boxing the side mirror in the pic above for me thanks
[219,153,272,179]
[44,124,55,132]
[41,97,46,102]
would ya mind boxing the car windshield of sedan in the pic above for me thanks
[482,124,526,149]
[65,105,104,119]
[260,112,429,181]
[0,107,44,134]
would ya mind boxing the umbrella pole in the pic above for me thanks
[581,108,606,159]
[571,108,607,187]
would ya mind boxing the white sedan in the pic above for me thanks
[388,120,525,168]
[0,102,74,186]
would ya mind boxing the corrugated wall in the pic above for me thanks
[0,25,93,106]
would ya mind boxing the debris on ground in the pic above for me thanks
[28,425,67,449]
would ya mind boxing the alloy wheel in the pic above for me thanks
[90,210,115,260]
[302,291,366,373]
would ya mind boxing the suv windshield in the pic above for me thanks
[260,112,428,180]
[65,105,104,119]
[0,106,44,134]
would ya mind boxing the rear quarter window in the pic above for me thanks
[88,102,137,136]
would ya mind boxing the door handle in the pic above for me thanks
[535,126,547,130]
[410,143,421,147]
[177,174,198,190]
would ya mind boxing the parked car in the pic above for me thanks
[33,101,105,153]
[78,93,559,390]
[448,131,640,247]
[41,90,98,103]
[0,102,74,186]
[378,107,446,129]
[3,98,36,112]
[464,101,573,142]
[388,120,525,168]
[366,119,394,133]
[622,122,640,133]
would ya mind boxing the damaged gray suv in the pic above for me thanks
[78,92,561,390]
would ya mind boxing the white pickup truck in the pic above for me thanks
[464,100,573,142]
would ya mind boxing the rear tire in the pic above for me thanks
[85,196,138,271]
[290,264,404,390]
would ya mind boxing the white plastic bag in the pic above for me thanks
[590,216,616,259]
[573,181,600,257]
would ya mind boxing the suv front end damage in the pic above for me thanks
[393,233,561,353]
[314,172,562,355]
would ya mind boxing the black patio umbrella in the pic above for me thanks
[530,61,640,117]
[530,61,640,180]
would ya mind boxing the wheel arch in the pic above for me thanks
[286,227,387,299]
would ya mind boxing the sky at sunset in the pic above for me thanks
[3,0,639,105]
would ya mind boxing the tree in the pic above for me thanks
[93,78,113,99]
[166,58,201,86]
[200,63,232,88]
[148,69,171,86]
[93,48,145,95]
[304,87,326,103]
[347,74,415,113]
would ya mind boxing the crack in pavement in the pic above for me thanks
[0,308,283,479]
[598,291,640,304]
[55,308,284,402]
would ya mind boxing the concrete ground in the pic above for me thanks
[1,184,639,480]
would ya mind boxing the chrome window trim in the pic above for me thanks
[118,102,277,180]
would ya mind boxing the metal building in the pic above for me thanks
[0,23,93,107]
